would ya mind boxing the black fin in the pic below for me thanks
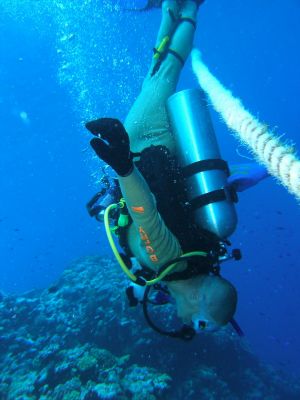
[124,0,162,12]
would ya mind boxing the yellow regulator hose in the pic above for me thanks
[104,202,208,285]
[104,203,137,282]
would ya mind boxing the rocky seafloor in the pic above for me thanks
[0,256,299,400]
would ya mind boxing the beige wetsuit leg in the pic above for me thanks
[124,1,199,155]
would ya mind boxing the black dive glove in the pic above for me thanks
[86,118,134,177]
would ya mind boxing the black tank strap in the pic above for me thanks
[183,159,230,178]
[189,186,238,211]
[182,159,237,210]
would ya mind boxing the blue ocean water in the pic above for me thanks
[1,0,300,380]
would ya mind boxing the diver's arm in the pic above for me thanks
[86,117,183,271]
[118,166,183,270]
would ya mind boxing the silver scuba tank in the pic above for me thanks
[166,88,238,239]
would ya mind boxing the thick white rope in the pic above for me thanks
[191,49,300,201]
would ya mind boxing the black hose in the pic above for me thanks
[142,286,196,341]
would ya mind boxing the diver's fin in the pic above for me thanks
[228,163,270,192]
[124,0,162,12]
[124,0,205,12]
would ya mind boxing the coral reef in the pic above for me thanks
[0,256,299,399]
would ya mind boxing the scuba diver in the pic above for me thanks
[85,0,269,340]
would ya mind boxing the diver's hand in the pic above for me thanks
[86,118,134,177]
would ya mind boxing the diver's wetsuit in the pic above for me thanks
[119,167,184,271]
[119,1,199,272]
[124,0,198,155]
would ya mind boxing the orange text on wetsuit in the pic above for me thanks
[138,226,159,263]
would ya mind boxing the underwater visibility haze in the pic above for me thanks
[1,0,300,398]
